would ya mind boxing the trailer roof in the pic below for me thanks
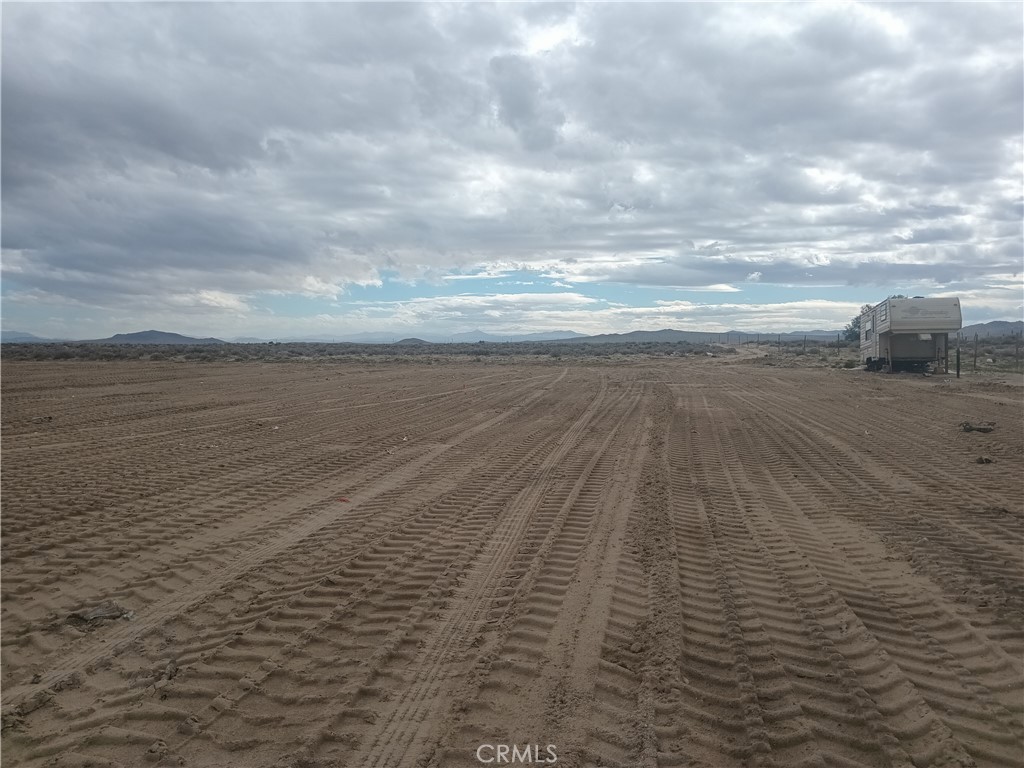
[864,297,962,331]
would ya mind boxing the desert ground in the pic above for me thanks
[1,357,1022,768]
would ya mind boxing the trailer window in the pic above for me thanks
[880,304,887,321]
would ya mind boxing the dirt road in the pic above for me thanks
[2,359,1021,767]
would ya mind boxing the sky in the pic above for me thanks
[2,2,1022,340]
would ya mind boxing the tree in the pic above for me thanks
[843,316,860,342]
[843,304,874,342]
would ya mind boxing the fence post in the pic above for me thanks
[973,333,979,372]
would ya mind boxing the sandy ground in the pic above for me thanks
[1,358,1021,768]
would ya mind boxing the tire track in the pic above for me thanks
[423,382,649,768]
[1,369,570,712]
[332,376,625,768]
[711,386,1024,766]
[4,370,600,767]
[727,384,1024,661]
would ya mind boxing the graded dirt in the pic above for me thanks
[1,359,1021,767]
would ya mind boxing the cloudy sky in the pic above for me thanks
[3,2,1022,339]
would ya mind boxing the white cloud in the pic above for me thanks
[299,276,344,298]
[170,290,250,314]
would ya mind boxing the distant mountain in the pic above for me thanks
[732,329,843,339]
[237,330,588,344]
[448,329,587,343]
[292,333,391,343]
[84,330,224,345]
[569,329,711,343]
[260,332,400,343]
[515,330,588,341]
[1,330,64,343]
[960,320,1023,338]
[569,328,843,344]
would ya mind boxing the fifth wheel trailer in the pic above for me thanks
[860,297,962,372]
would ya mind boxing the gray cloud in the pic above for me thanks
[2,2,1021,334]
[488,54,565,151]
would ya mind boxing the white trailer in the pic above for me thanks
[860,297,962,372]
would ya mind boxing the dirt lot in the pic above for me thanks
[2,358,1021,768]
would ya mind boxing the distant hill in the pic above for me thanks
[1,330,64,343]
[84,330,224,345]
[960,320,1023,338]
[393,337,432,346]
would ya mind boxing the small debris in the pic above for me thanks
[30,416,53,424]
[52,672,83,692]
[67,599,132,625]
[145,740,168,762]
[1,706,22,732]
[337,497,350,503]
[156,658,178,681]
[960,421,996,433]
[177,715,201,736]
[976,456,994,464]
